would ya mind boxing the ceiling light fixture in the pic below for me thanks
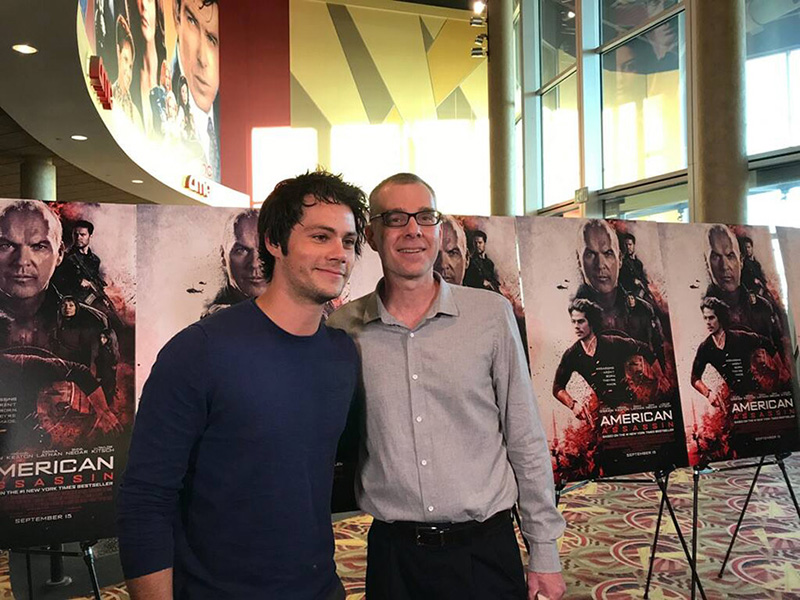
[470,16,486,27]
[567,10,576,18]
[70,134,88,141]
[473,1,486,15]
[12,44,38,55]
[131,179,144,184]
[471,47,487,58]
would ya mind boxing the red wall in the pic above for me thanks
[219,0,291,201]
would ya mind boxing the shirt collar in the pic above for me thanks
[362,272,460,326]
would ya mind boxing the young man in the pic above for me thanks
[117,171,368,599]
[327,173,566,600]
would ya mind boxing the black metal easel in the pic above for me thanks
[10,540,102,600]
[555,469,708,600]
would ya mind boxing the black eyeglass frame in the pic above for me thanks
[369,209,443,228]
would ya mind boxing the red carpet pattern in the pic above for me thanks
[1,456,798,598]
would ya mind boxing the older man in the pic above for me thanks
[574,220,665,360]
[703,224,781,349]
[434,214,469,285]
[328,172,565,600]
[203,209,268,316]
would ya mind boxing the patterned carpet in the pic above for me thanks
[2,455,798,599]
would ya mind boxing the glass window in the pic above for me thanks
[542,73,580,206]
[605,183,688,222]
[601,0,678,44]
[540,0,576,84]
[745,1,800,155]
[748,186,800,228]
[601,13,686,189]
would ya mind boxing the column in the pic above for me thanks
[487,0,515,216]
[20,157,57,201]
[689,0,747,224]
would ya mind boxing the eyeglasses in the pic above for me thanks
[370,210,443,228]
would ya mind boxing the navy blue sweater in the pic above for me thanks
[117,300,358,599]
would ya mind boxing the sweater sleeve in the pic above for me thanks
[117,324,211,579]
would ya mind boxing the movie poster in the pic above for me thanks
[0,199,136,547]
[517,216,686,484]
[777,227,800,355]
[660,223,798,466]
[434,215,527,348]
[80,0,221,182]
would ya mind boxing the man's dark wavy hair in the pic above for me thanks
[257,171,368,282]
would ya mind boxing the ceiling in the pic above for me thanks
[0,107,150,204]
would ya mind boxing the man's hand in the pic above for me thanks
[527,570,566,600]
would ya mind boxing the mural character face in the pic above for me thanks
[582,225,620,294]
[708,228,741,293]
[0,209,63,301]
[177,0,219,113]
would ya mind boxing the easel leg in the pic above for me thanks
[655,471,707,600]
[718,455,765,577]
[691,467,700,600]
[644,473,668,599]
[26,550,34,600]
[776,453,800,520]
[80,542,102,600]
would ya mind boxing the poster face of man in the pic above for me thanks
[177,0,219,114]
[436,218,467,285]
[0,208,63,300]
[225,213,266,298]
[581,224,620,295]
[707,227,741,293]
[74,226,92,250]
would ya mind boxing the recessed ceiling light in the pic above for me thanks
[131,179,144,184]
[567,10,576,18]
[70,134,88,141]
[473,1,485,14]
[12,44,38,55]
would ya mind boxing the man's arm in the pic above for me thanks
[126,569,173,600]
[492,299,566,593]
[117,325,211,597]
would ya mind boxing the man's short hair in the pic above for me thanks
[622,232,636,245]
[473,230,487,243]
[704,224,740,266]
[176,0,218,10]
[700,296,731,329]
[369,173,436,214]
[0,200,63,248]
[568,298,603,333]
[74,220,94,235]
[116,14,134,54]
[257,171,368,282]
[739,235,754,252]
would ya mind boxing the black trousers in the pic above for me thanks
[365,513,527,600]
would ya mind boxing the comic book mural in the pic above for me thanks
[79,0,221,182]
[434,216,527,350]
[661,223,798,467]
[518,216,686,484]
[0,200,136,547]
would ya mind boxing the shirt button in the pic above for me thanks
[421,459,428,466]
[427,505,434,512]
[415,416,423,423]
[412,374,419,381]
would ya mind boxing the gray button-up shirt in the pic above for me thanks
[327,277,565,572]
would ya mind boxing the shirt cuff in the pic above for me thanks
[526,541,561,573]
